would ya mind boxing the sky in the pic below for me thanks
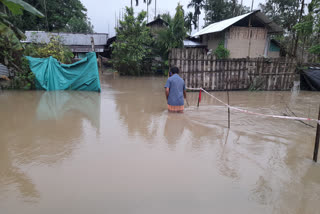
[80,0,267,37]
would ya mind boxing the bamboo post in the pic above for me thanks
[227,90,230,128]
[91,37,95,52]
[197,90,201,107]
[313,105,320,162]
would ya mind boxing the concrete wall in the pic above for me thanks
[227,26,268,58]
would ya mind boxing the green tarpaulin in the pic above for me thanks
[26,52,101,92]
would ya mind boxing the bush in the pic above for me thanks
[24,35,74,64]
[111,7,153,75]
[214,41,230,59]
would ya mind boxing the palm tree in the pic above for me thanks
[135,0,152,22]
[187,0,205,30]
[184,12,193,34]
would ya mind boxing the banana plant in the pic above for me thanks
[0,0,43,68]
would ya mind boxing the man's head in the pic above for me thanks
[170,67,179,74]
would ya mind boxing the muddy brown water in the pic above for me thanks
[1,73,320,214]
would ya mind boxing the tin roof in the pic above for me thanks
[0,63,9,77]
[183,40,206,47]
[23,31,108,46]
[192,10,282,37]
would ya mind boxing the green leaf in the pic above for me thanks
[1,0,44,17]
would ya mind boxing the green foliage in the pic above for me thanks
[156,4,187,60]
[184,12,193,34]
[214,41,230,59]
[10,57,35,89]
[0,0,44,17]
[0,0,42,68]
[203,0,249,26]
[64,16,93,33]
[24,35,74,64]
[187,0,205,29]
[8,0,93,32]
[112,7,153,75]
[259,0,300,56]
[260,0,300,32]
[187,0,249,29]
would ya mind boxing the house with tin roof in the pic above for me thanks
[192,10,283,58]
[22,31,108,59]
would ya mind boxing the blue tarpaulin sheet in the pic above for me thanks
[26,52,101,92]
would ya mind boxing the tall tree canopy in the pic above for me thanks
[259,0,300,32]
[187,0,249,29]
[8,0,93,33]
[204,0,249,26]
[112,7,153,75]
[156,4,187,60]
[187,0,205,29]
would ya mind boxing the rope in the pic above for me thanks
[187,87,320,125]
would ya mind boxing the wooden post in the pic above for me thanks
[248,16,252,57]
[91,37,95,52]
[197,90,201,107]
[313,105,320,162]
[227,90,230,128]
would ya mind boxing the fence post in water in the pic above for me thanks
[227,90,230,128]
[313,105,320,162]
[197,90,201,107]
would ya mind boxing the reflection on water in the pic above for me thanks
[0,90,101,205]
[37,91,101,130]
[0,74,320,214]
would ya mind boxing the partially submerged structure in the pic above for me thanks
[23,31,108,59]
[27,52,101,92]
[146,17,168,36]
[192,10,283,58]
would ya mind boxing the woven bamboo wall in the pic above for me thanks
[169,48,297,91]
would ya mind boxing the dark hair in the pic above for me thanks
[170,67,179,74]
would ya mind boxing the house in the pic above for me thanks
[192,10,283,58]
[22,31,108,59]
[146,17,168,36]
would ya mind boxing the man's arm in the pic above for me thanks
[165,87,170,101]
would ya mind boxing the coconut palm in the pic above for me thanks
[184,12,194,34]
[133,0,152,22]
[187,0,205,30]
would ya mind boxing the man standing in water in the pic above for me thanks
[165,67,186,113]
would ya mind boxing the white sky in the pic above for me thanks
[80,0,268,37]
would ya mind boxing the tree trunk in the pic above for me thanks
[154,0,156,19]
[293,0,305,58]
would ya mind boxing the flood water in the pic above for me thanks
[1,73,320,214]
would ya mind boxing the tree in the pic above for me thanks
[156,4,187,60]
[184,12,194,34]
[0,0,43,69]
[112,7,153,75]
[8,0,93,32]
[0,0,44,89]
[203,0,249,26]
[294,0,320,61]
[259,0,301,56]
[64,16,94,33]
[187,0,205,29]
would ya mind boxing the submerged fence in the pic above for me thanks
[169,48,297,91]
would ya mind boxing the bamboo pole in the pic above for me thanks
[227,90,230,128]
[313,105,320,162]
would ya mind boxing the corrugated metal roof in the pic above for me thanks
[183,40,206,47]
[192,10,282,37]
[22,31,108,46]
[0,63,9,77]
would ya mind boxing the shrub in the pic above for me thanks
[214,41,230,59]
